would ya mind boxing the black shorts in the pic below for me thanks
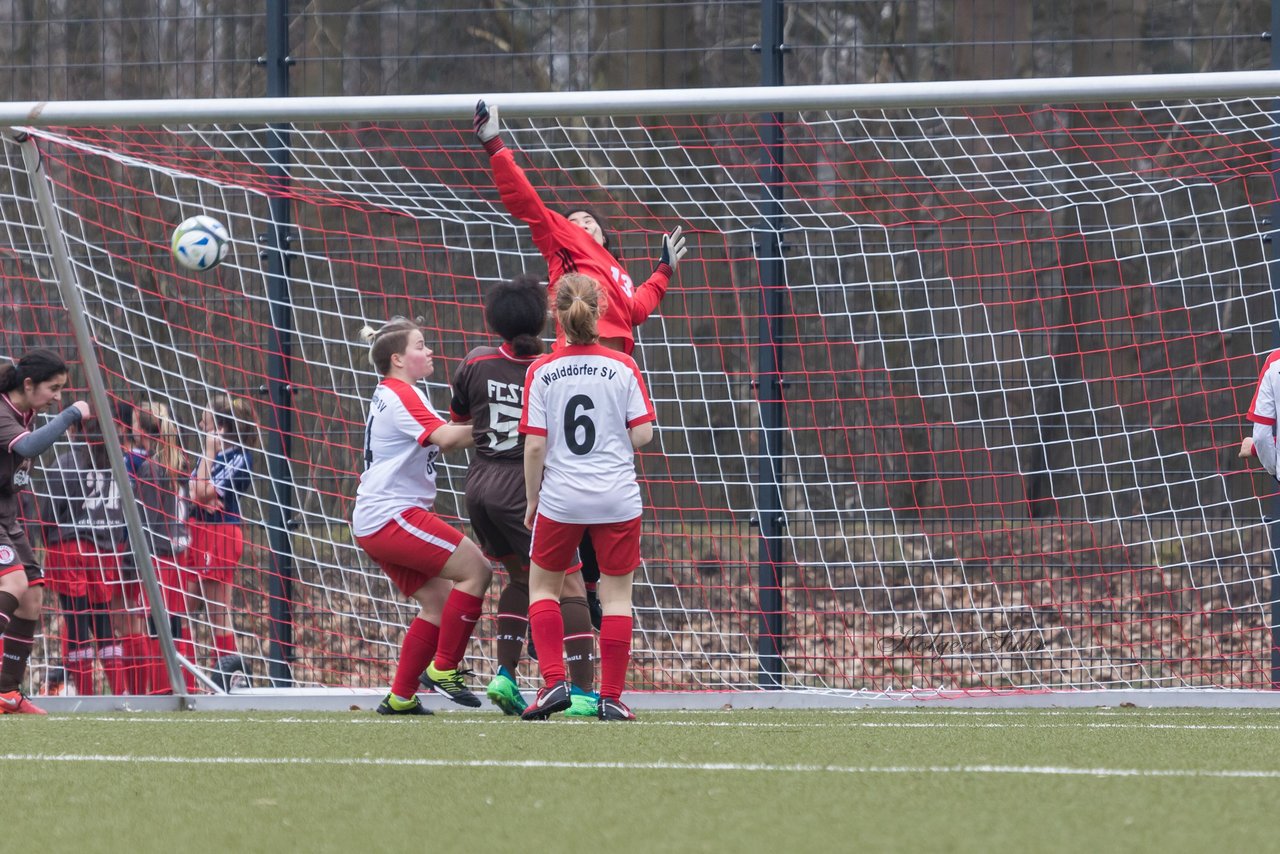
[0,526,43,585]
[465,459,531,566]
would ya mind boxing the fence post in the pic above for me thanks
[754,0,787,689]
[258,0,298,687]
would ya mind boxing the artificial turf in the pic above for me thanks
[5,707,1280,853]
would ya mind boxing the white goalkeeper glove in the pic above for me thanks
[474,100,504,153]
[657,225,687,274]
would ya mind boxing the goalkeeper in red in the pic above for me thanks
[518,273,656,721]
[474,98,684,629]
[473,99,687,356]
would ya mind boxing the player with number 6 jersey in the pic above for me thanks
[519,274,656,722]
[352,317,492,715]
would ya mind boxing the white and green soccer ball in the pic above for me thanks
[170,215,230,272]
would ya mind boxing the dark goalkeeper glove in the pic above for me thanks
[656,225,687,276]
[474,99,504,155]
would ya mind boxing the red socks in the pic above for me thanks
[528,598,566,685]
[432,590,484,671]
[599,615,633,700]
[391,618,440,699]
[64,640,95,695]
[99,643,126,695]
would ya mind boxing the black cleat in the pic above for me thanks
[420,664,482,708]
[211,654,247,693]
[376,693,434,716]
[521,680,572,721]
[598,696,636,721]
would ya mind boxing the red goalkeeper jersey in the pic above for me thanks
[489,146,671,354]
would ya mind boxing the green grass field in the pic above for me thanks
[5,707,1280,853]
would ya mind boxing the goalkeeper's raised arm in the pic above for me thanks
[473,99,687,356]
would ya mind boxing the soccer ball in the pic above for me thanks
[170,215,230,271]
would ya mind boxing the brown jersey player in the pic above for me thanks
[451,275,600,717]
[0,349,90,714]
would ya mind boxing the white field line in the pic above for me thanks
[39,715,1280,731]
[1,752,1278,780]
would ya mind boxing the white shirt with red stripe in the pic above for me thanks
[520,343,656,524]
[351,377,447,537]
[1248,349,1280,479]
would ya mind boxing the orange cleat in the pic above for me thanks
[0,690,48,715]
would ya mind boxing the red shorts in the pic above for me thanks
[530,515,641,576]
[355,508,465,597]
[121,557,187,614]
[44,539,122,604]
[156,557,187,613]
[180,521,244,586]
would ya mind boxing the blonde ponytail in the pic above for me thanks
[554,274,604,345]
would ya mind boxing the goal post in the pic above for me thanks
[4,70,1280,705]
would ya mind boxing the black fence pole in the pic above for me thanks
[259,0,297,687]
[754,0,787,689]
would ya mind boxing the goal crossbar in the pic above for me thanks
[4,69,1280,126]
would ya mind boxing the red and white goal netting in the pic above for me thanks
[0,78,1276,698]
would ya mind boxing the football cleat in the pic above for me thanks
[598,696,635,722]
[376,693,433,716]
[563,685,600,718]
[42,666,68,697]
[420,664,482,708]
[0,689,48,715]
[521,680,572,721]
[211,654,246,693]
[485,667,527,715]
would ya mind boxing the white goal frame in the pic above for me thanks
[10,68,1280,711]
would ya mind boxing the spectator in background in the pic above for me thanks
[41,415,128,695]
[115,399,147,476]
[127,400,195,695]
[183,392,255,690]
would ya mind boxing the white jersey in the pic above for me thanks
[1248,350,1280,479]
[520,344,655,524]
[351,377,447,537]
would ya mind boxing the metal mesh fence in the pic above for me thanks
[0,2,1268,102]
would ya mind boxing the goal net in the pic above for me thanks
[0,77,1276,698]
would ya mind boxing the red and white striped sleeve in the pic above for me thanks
[382,379,447,446]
